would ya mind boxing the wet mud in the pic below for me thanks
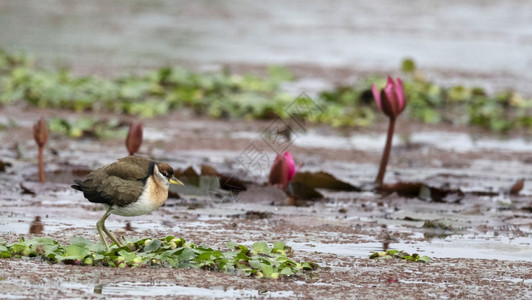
[0,107,531,298]
[1,0,531,297]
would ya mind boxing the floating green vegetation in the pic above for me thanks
[422,220,456,239]
[370,249,430,263]
[1,49,531,132]
[48,117,127,139]
[0,236,318,279]
[0,49,297,120]
[422,220,453,231]
[322,71,532,132]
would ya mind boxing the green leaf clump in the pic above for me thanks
[1,49,530,132]
[370,249,430,263]
[0,49,298,121]
[0,236,318,279]
[48,117,126,139]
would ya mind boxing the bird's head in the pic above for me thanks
[153,163,184,187]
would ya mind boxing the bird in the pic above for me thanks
[71,156,183,251]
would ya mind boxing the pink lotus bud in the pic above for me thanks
[371,77,406,119]
[126,122,143,155]
[268,151,296,190]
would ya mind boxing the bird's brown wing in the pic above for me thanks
[102,156,153,181]
[97,176,145,207]
[73,156,153,206]
[74,173,145,207]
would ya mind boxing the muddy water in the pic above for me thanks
[1,109,532,298]
[1,1,532,295]
[0,0,531,95]
[1,273,295,298]
[235,129,532,152]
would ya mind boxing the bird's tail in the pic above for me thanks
[71,180,82,191]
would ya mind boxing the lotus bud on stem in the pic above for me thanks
[126,122,143,156]
[268,151,296,190]
[33,117,48,183]
[372,77,407,186]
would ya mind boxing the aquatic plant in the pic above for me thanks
[33,117,48,183]
[268,151,296,190]
[125,121,143,155]
[0,236,318,279]
[48,117,126,139]
[1,50,531,132]
[370,249,430,263]
[372,77,407,186]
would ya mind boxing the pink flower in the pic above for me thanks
[268,151,296,190]
[371,77,406,119]
[372,77,407,186]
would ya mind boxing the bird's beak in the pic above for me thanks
[170,176,184,186]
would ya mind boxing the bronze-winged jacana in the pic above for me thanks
[71,156,183,250]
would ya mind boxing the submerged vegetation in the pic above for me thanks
[1,49,531,132]
[370,249,430,263]
[0,236,318,279]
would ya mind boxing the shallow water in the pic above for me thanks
[2,200,530,262]
[70,281,295,298]
[234,129,532,153]
[0,279,295,298]
[1,110,532,298]
[0,0,531,94]
[0,261,295,299]
[289,236,532,262]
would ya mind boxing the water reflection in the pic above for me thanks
[91,282,295,298]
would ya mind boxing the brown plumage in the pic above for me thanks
[73,156,153,207]
[72,156,183,250]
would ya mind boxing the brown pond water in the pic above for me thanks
[0,0,531,297]
[0,107,531,298]
[1,0,532,96]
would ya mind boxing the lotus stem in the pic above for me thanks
[38,146,45,183]
[33,117,48,183]
[375,117,396,186]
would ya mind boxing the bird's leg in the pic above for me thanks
[102,223,123,248]
[96,208,123,251]
[96,209,111,251]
